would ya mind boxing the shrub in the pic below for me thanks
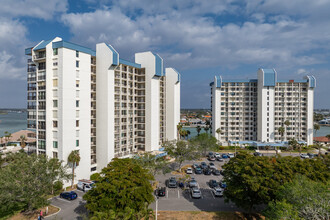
[90,173,100,181]
[219,146,225,150]
[53,181,63,194]
[247,146,256,150]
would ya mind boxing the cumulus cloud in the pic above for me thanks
[0,0,68,20]
[0,19,29,79]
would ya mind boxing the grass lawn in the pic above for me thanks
[6,205,59,220]
[156,211,265,220]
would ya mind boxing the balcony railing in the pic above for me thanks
[27,106,36,110]
[27,124,36,129]
[27,77,36,82]
[27,96,36,100]
[28,86,36,91]
[38,86,46,90]
[34,54,46,60]
[27,67,36,72]
[38,75,46,81]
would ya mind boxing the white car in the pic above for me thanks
[191,187,202,199]
[77,179,95,192]
[227,153,235,158]
[214,153,220,158]
[212,187,223,197]
[300,153,309,159]
[186,167,193,174]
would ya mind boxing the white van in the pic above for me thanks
[77,179,95,192]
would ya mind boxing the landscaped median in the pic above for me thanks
[6,205,59,220]
[156,211,264,220]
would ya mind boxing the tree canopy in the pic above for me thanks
[0,152,70,217]
[190,133,218,157]
[222,152,330,212]
[134,152,170,176]
[83,158,154,219]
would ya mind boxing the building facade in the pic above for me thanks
[210,68,315,146]
[26,37,180,181]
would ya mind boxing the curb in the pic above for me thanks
[44,205,61,219]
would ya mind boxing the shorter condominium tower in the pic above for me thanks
[210,69,315,146]
[26,37,180,182]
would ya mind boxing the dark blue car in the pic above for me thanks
[221,154,229,159]
[60,191,78,200]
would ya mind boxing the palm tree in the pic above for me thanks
[288,138,298,155]
[196,126,201,136]
[177,124,183,140]
[315,141,322,156]
[4,131,12,148]
[284,120,290,141]
[68,150,81,188]
[314,124,320,137]
[19,135,27,149]
[216,128,222,144]
[186,130,191,140]
[278,127,285,142]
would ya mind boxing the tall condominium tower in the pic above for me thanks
[26,37,180,181]
[210,68,315,146]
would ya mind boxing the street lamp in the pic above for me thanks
[155,195,159,220]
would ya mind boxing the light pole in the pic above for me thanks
[155,195,158,220]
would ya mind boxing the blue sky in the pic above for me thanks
[0,0,330,109]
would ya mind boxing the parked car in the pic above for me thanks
[253,152,263,157]
[77,179,95,192]
[200,162,208,169]
[186,167,193,174]
[60,191,78,200]
[195,167,203,174]
[227,153,235,158]
[189,178,198,188]
[213,169,221,176]
[208,152,214,157]
[168,177,177,188]
[208,156,216,161]
[220,181,227,188]
[191,187,202,199]
[212,187,223,197]
[220,169,225,175]
[193,163,199,169]
[203,168,212,175]
[300,153,309,159]
[221,154,229,159]
[209,179,219,188]
[156,187,166,197]
[216,157,224,162]
[208,162,216,170]
[214,152,220,158]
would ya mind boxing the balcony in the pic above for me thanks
[27,96,36,101]
[38,105,46,110]
[28,86,36,91]
[38,75,46,81]
[27,67,36,72]
[27,77,36,82]
[27,124,36,129]
[33,54,46,60]
[27,106,36,110]
[38,86,46,90]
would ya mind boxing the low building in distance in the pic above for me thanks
[210,69,315,146]
[25,37,180,182]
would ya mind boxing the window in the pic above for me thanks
[53,79,58,87]
[76,80,79,87]
[76,90,79,98]
[76,140,79,147]
[76,120,79,127]
[53,120,58,128]
[53,152,58,159]
[53,141,58,148]
[76,110,79,118]
[76,100,79,107]
[53,62,58,66]
[76,61,79,68]
[53,48,58,55]
[76,51,79,58]
[53,100,58,107]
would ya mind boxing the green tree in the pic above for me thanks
[222,153,330,213]
[19,135,27,149]
[164,141,196,171]
[278,127,285,142]
[264,175,330,220]
[215,128,222,144]
[284,120,290,141]
[288,138,298,155]
[264,200,299,220]
[134,152,170,176]
[83,158,154,219]
[190,133,217,158]
[46,158,71,195]
[177,123,183,140]
[0,152,70,216]
[314,123,320,137]
[68,150,81,188]
[4,131,12,148]
[196,126,201,136]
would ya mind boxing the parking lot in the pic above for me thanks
[149,157,242,212]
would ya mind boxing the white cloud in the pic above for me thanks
[0,0,68,20]
[0,18,29,80]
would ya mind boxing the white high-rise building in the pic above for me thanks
[26,37,180,180]
[210,68,315,146]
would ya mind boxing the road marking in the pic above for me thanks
[178,190,180,199]
[166,190,168,198]
[57,197,71,203]
[211,190,215,199]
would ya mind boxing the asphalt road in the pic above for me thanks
[47,190,87,220]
